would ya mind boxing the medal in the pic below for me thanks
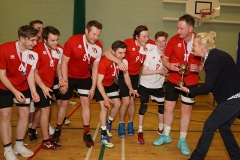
[22,71,27,76]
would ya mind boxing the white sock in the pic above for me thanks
[15,140,23,146]
[101,126,106,131]
[138,126,143,132]
[4,145,12,151]
[180,131,187,139]
[164,124,171,136]
[108,116,114,121]
[159,123,164,130]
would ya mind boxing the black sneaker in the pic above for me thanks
[51,129,61,143]
[27,128,37,142]
[83,131,94,148]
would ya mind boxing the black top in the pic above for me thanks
[190,48,240,104]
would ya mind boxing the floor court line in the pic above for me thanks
[121,137,125,160]
[85,122,100,160]
[27,104,81,160]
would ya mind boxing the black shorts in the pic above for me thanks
[61,77,92,100]
[53,77,61,100]
[0,89,31,109]
[118,72,139,97]
[95,83,120,102]
[165,81,196,105]
[34,86,52,108]
[138,85,164,104]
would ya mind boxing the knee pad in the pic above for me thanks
[158,104,164,114]
[139,103,148,115]
[29,102,35,113]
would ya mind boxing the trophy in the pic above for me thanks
[178,64,188,87]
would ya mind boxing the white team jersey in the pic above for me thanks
[140,48,165,88]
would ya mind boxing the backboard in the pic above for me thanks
[186,0,220,19]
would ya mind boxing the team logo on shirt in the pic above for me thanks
[143,46,148,51]
[78,45,82,49]
[43,51,47,54]
[156,64,160,70]
[28,54,35,60]
[152,56,155,59]
[178,43,182,47]
[92,47,97,53]
[10,55,15,59]
[132,48,136,51]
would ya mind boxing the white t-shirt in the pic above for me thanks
[140,48,165,88]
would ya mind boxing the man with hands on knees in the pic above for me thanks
[153,14,203,156]
[96,40,139,148]
[176,31,240,160]
[0,25,40,160]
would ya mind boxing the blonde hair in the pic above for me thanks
[196,31,216,50]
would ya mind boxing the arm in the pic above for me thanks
[27,69,40,102]
[59,54,70,93]
[123,70,139,97]
[104,49,127,71]
[89,61,99,100]
[35,69,52,98]
[162,56,179,72]
[97,73,113,108]
[142,65,168,76]
[0,69,25,103]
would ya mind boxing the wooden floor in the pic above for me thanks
[1,94,240,160]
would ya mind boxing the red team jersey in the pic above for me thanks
[164,33,201,85]
[33,41,63,88]
[98,56,118,87]
[123,38,156,75]
[63,34,102,79]
[0,41,38,91]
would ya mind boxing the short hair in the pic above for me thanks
[132,25,148,40]
[42,26,60,41]
[155,31,169,40]
[17,25,39,39]
[29,20,43,27]
[111,40,127,52]
[196,31,216,50]
[179,14,195,27]
[86,20,103,32]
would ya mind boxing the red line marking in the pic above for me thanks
[27,104,81,159]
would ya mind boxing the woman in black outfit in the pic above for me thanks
[176,31,240,160]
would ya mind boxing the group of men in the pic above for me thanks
[0,13,204,160]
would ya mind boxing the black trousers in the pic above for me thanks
[190,98,240,160]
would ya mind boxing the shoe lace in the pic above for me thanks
[4,149,14,157]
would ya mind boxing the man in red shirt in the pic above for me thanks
[153,14,203,156]
[31,26,62,150]
[104,25,156,137]
[96,40,139,148]
[0,25,40,160]
[54,20,103,148]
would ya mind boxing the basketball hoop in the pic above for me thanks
[200,8,216,18]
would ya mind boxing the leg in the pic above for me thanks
[0,108,12,146]
[127,96,136,135]
[118,96,130,137]
[190,99,240,159]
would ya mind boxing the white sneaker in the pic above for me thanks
[4,149,19,160]
[69,101,76,105]
[64,118,71,125]
[14,145,34,157]
[49,124,55,135]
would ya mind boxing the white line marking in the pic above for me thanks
[85,122,100,160]
[121,137,125,160]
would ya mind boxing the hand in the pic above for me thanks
[117,61,128,71]
[88,88,95,100]
[168,63,180,72]
[190,64,199,72]
[104,98,113,109]
[42,86,53,99]
[31,91,40,102]
[175,86,189,93]
[159,68,168,75]
[14,91,26,103]
[59,79,68,89]
[59,85,68,94]
[129,90,140,97]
